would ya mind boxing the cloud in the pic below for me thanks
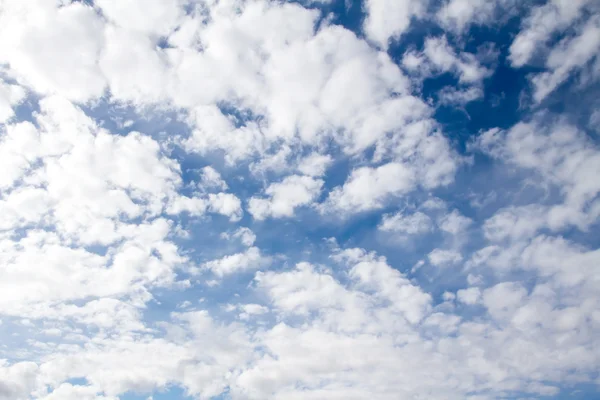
[199,166,228,191]
[0,80,26,123]
[363,0,428,49]
[428,248,463,266]
[379,211,433,235]
[95,0,184,37]
[208,193,243,222]
[422,36,492,84]
[297,153,333,177]
[222,227,257,247]
[531,16,600,102]
[473,116,600,231]
[0,0,599,399]
[323,163,415,214]
[0,1,106,102]
[204,247,271,277]
[437,0,497,32]
[439,209,473,236]
[249,175,323,220]
[457,287,482,305]
[507,0,600,102]
[509,0,596,67]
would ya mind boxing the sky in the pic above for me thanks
[0,0,599,399]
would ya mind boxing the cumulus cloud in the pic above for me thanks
[0,0,599,399]
[457,287,482,305]
[436,0,518,32]
[0,80,26,123]
[439,209,473,235]
[323,163,415,214]
[508,0,600,101]
[379,210,433,235]
[249,175,323,220]
[428,248,463,266]
[473,116,600,231]
[509,0,597,67]
[0,1,106,102]
[296,153,332,177]
[204,247,271,277]
[363,0,428,48]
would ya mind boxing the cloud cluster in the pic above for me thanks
[0,0,599,399]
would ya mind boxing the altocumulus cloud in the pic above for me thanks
[0,0,599,399]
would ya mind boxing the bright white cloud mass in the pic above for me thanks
[0,0,599,399]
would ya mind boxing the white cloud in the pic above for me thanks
[509,0,596,67]
[99,25,169,104]
[0,80,26,123]
[531,16,600,102]
[0,1,598,399]
[483,205,548,242]
[297,153,332,177]
[183,106,266,165]
[95,0,184,37]
[379,211,433,235]
[428,248,463,266]
[204,247,270,277]
[507,0,600,102]
[222,227,257,247]
[323,163,415,214]
[0,1,106,102]
[436,0,515,32]
[208,192,243,222]
[423,36,491,84]
[249,175,323,220]
[437,85,483,105]
[473,117,600,231]
[457,287,482,305]
[363,0,428,49]
[234,303,270,320]
[438,209,473,235]
[36,383,119,400]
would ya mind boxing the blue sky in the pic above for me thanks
[0,0,599,399]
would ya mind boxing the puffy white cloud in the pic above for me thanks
[531,16,600,102]
[204,247,270,277]
[0,360,38,400]
[0,1,106,102]
[439,209,473,235]
[437,0,495,32]
[428,248,463,266]
[36,383,118,400]
[99,25,169,104]
[0,80,26,123]
[297,153,332,177]
[249,175,323,220]
[457,287,482,305]
[323,163,415,214]
[422,36,491,84]
[473,117,600,231]
[436,0,517,32]
[3,239,600,399]
[95,0,184,37]
[437,85,483,106]
[1,1,598,399]
[404,36,491,85]
[509,0,596,67]
[507,0,600,102]
[483,205,548,242]
[208,192,243,221]
[363,0,428,48]
[379,211,433,235]
[199,166,228,191]
[222,227,257,247]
